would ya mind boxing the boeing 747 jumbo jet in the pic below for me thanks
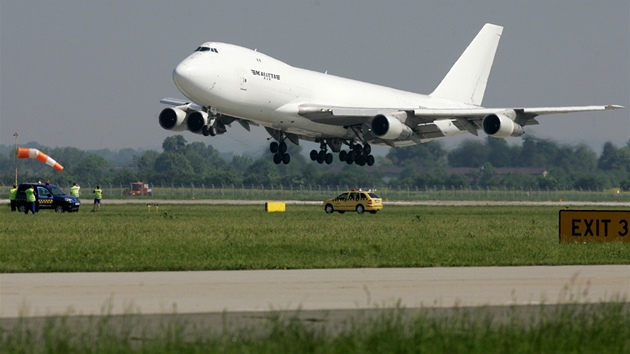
[159,23,623,166]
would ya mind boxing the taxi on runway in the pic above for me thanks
[323,189,383,214]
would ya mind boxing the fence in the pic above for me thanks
[2,182,629,203]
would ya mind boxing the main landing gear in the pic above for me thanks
[339,143,375,166]
[309,141,334,164]
[309,140,375,166]
[270,141,290,164]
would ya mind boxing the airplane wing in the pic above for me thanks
[299,103,624,138]
[160,97,203,111]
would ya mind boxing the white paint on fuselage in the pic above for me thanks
[173,42,472,142]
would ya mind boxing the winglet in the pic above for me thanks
[606,104,625,110]
[430,23,503,106]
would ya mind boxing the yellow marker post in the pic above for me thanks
[265,202,286,212]
[155,203,159,214]
[147,204,151,213]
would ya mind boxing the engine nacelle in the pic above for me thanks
[371,114,413,140]
[186,110,209,133]
[482,113,524,138]
[158,107,187,131]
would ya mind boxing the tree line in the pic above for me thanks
[1,135,630,190]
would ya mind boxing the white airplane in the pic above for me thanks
[159,23,622,166]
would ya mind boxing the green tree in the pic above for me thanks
[134,150,159,181]
[487,137,520,167]
[74,155,111,184]
[162,135,187,154]
[231,155,254,174]
[154,151,195,184]
[448,140,489,167]
[554,144,596,172]
[573,173,606,190]
[242,159,280,186]
[386,141,446,167]
[598,142,630,173]
[110,168,138,185]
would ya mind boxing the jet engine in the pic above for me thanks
[482,113,524,138]
[371,113,413,140]
[186,111,209,133]
[158,107,187,131]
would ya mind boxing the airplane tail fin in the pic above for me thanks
[430,23,503,106]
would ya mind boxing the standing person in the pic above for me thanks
[91,185,103,212]
[24,185,36,214]
[9,184,17,212]
[70,182,80,198]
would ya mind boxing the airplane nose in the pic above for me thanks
[173,61,192,88]
[172,60,208,101]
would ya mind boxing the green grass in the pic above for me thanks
[1,204,628,272]
[3,303,628,353]
[2,203,629,352]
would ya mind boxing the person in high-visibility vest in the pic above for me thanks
[9,184,17,212]
[91,185,103,212]
[24,185,36,214]
[70,182,80,198]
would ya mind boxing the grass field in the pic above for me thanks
[2,203,628,353]
[1,203,629,272]
[3,303,628,354]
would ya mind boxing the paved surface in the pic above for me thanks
[1,266,628,319]
[80,199,630,207]
[4,198,630,207]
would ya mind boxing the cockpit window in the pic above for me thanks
[195,47,219,53]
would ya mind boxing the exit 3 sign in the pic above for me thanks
[559,210,630,243]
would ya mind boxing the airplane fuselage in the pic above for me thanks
[172,42,468,143]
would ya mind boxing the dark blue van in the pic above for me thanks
[15,183,81,213]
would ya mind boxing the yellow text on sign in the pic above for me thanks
[559,210,630,243]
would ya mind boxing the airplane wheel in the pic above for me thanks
[353,145,363,154]
[356,155,366,166]
[363,144,371,155]
[282,153,291,164]
[202,125,211,136]
[270,142,279,153]
[209,126,217,136]
[367,155,375,166]
[339,150,347,161]
[325,153,333,164]
[279,142,288,154]
[346,151,355,164]
[273,153,282,164]
[310,150,318,161]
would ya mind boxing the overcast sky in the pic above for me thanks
[1,1,628,157]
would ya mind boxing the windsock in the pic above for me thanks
[17,147,64,171]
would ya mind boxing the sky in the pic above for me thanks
[1,1,628,157]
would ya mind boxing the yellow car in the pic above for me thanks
[323,190,383,214]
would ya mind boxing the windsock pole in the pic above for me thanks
[13,132,18,186]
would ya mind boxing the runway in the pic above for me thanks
[1,265,628,319]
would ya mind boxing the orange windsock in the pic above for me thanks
[17,147,64,171]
